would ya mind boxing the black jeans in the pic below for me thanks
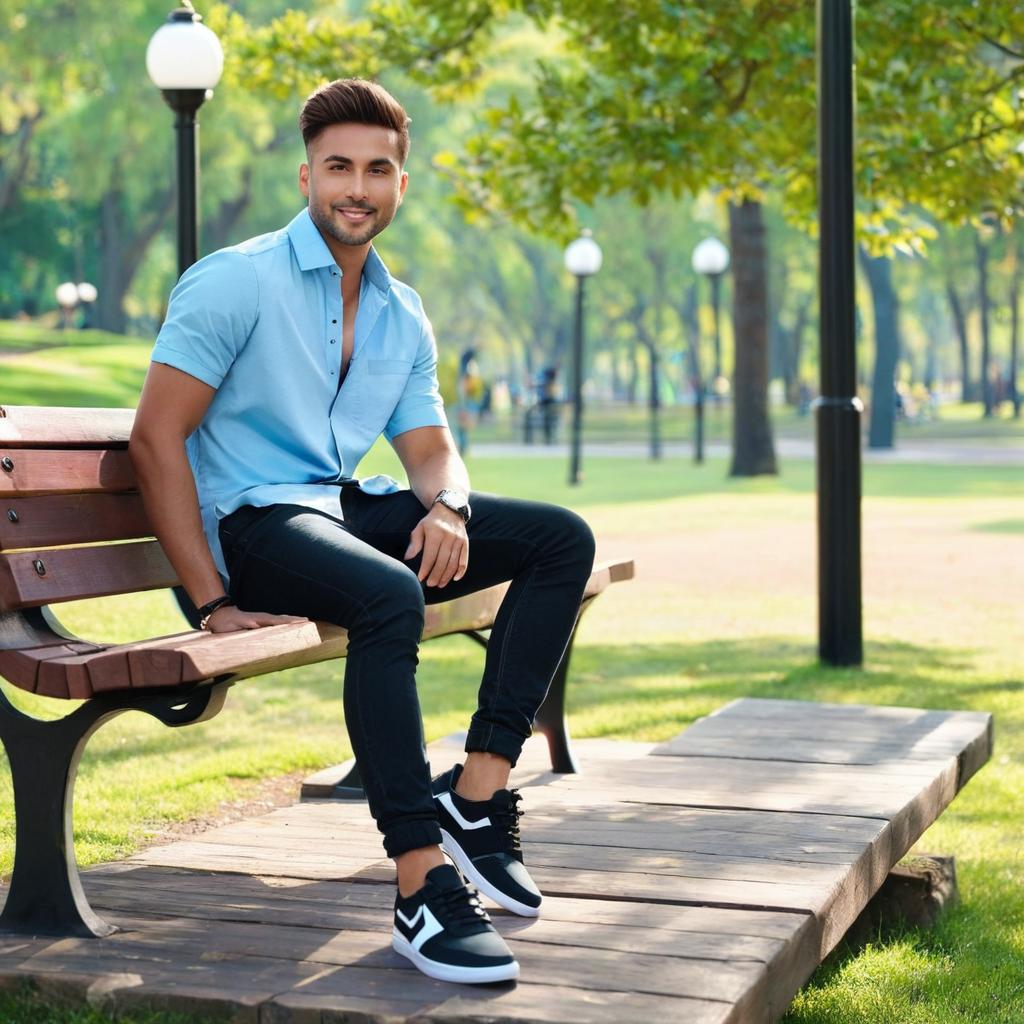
[218,487,596,859]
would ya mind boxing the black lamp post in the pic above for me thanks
[146,2,224,278]
[147,2,223,630]
[563,230,603,486]
[816,0,863,665]
[691,237,730,463]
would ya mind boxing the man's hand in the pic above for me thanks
[206,605,307,633]
[404,503,468,588]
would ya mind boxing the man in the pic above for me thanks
[129,78,595,985]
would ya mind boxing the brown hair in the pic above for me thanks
[299,79,411,165]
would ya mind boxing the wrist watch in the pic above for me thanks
[433,488,472,524]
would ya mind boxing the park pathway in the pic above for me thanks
[471,438,1023,465]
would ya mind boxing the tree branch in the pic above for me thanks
[954,17,1024,61]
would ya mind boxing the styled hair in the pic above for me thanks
[299,78,411,165]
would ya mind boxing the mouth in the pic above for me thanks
[336,207,374,223]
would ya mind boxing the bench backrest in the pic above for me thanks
[0,405,174,611]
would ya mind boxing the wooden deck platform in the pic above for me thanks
[0,698,992,1023]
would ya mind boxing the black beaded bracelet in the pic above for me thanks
[197,595,234,630]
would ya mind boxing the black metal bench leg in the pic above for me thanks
[0,682,229,937]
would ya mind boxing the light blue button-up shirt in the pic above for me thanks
[150,207,449,588]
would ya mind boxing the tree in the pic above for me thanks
[859,249,902,448]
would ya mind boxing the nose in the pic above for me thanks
[345,173,368,202]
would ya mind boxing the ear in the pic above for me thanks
[299,163,310,198]
[397,170,408,204]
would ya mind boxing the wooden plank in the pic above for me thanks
[0,447,136,497]
[0,641,104,693]
[0,540,176,612]
[0,405,134,447]
[0,493,152,551]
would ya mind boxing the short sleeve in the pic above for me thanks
[384,312,449,441]
[151,250,259,389]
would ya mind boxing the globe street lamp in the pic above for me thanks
[55,282,80,330]
[691,237,730,462]
[564,229,603,486]
[146,2,224,278]
[147,3,223,632]
[76,282,98,329]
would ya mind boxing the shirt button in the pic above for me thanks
[331,319,337,324]
[330,339,336,344]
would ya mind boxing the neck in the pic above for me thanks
[318,229,372,285]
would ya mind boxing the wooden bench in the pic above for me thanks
[0,404,634,939]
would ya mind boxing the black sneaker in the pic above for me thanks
[432,763,542,917]
[392,863,519,984]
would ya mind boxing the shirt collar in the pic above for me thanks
[287,207,392,294]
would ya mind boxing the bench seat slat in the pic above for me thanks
[0,493,152,550]
[0,540,177,611]
[0,406,134,447]
[0,448,136,497]
[0,559,634,698]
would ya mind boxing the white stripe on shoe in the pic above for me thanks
[437,791,492,830]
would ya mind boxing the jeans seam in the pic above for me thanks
[482,560,538,750]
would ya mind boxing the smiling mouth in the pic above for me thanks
[337,207,374,221]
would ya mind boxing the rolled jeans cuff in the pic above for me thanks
[465,722,526,769]
[383,818,443,860]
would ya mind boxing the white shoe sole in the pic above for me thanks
[392,929,519,984]
[440,828,542,918]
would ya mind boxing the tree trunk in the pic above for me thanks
[97,180,174,334]
[646,341,662,460]
[787,297,811,405]
[727,199,777,476]
[946,280,974,402]
[859,248,901,449]
[626,341,639,405]
[0,111,43,216]
[203,167,254,253]
[976,236,994,417]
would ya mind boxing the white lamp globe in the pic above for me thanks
[55,282,80,308]
[146,9,224,91]
[564,229,603,277]
[691,237,730,276]
[77,282,98,304]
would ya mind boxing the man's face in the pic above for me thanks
[299,122,408,249]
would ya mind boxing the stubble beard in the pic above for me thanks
[309,199,396,248]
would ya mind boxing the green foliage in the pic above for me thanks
[236,0,1024,246]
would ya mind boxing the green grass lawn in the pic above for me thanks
[1,321,1022,1021]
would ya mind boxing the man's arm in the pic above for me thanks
[130,363,303,632]
[391,425,470,589]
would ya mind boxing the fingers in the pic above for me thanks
[436,543,462,588]
[207,609,305,633]
[418,529,443,584]
[428,534,469,588]
[405,523,424,561]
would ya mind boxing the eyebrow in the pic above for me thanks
[321,155,397,169]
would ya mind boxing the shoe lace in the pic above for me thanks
[435,883,491,933]
[491,788,524,854]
